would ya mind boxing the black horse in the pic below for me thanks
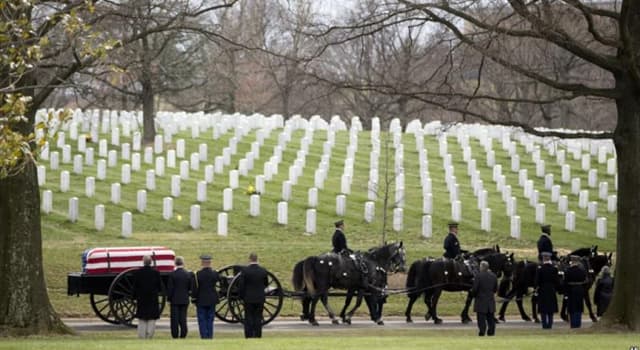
[292,242,406,326]
[498,248,612,322]
[404,250,514,324]
[559,251,612,322]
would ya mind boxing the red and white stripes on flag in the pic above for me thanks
[83,246,175,274]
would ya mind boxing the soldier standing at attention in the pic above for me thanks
[237,252,269,338]
[167,256,192,338]
[191,254,220,339]
[332,219,349,254]
[537,224,553,262]
[535,252,561,329]
[471,261,498,336]
[443,222,461,260]
[564,255,587,328]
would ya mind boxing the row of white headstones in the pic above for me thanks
[37,109,616,238]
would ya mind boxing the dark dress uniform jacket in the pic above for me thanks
[332,229,348,253]
[564,265,587,313]
[471,270,498,313]
[537,234,553,260]
[239,264,269,303]
[133,266,163,319]
[443,233,460,259]
[535,263,561,313]
[167,267,192,305]
[191,267,220,307]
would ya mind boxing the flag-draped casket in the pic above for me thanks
[82,246,175,274]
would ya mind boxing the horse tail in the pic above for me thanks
[292,260,305,291]
[303,257,318,296]
[406,260,420,289]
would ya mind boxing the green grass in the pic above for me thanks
[40,126,618,319]
[0,329,636,349]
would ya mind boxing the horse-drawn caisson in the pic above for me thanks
[67,243,612,327]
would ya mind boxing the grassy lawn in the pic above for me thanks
[40,123,618,319]
[1,329,636,350]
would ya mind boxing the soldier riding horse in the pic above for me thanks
[292,242,406,326]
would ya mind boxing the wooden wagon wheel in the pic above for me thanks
[108,268,166,327]
[227,269,283,326]
[215,265,243,323]
[90,293,118,324]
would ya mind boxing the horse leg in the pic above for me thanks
[308,296,320,326]
[346,292,365,324]
[318,294,339,325]
[340,291,354,324]
[300,296,310,321]
[515,291,531,321]
[560,294,568,322]
[531,293,540,323]
[498,288,515,322]
[404,293,419,323]
[431,289,443,324]
[424,291,434,321]
[460,292,473,324]
[584,290,598,322]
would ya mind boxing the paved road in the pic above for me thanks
[63,317,592,333]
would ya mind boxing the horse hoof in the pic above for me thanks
[498,316,506,322]
[425,314,432,321]
[523,316,531,322]
[300,315,309,321]
[434,318,443,325]
[344,319,351,325]
[377,320,384,326]
[406,318,413,323]
[332,319,340,325]
[591,317,598,323]
[461,318,472,324]
[534,319,540,324]
[310,320,319,326]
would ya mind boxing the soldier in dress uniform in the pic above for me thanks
[537,224,554,262]
[167,256,192,338]
[535,252,561,329]
[237,252,269,338]
[564,255,587,328]
[191,254,220,339]
[443,222,462,260]
[332,219,350,254]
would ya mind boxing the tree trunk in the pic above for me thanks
[141,74,155,145]
[605,73,640,331]
[0,147,70,336]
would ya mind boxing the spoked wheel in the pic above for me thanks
[108,268,166,327]
[90,293,118,324]
[228,269,283,325]
[215,265,244,323]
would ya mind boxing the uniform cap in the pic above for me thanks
[541,224,551,234]
[334,219,344,227]
[199,254,212,261]
[448,221,459,228]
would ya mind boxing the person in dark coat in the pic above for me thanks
[594,266,614,317]
[332,220,349,253]
[443,222,462,259]
[537,224,553,262]
[535,252,561,329]
[133,255,163,339]
[471,261,498,336]
[564,255,587,328]
[237,252,269,338]
[167,256,192,338]
[191,254,220,339]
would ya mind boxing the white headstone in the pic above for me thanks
[121,211,132,237]
[305,209,316,234]
[365,201,375,223]
[238,159,248,177]
[222,148,231,166]
[84,147,94,166]
[203,165,214,184]
[247,194,260,217]
[588,169,598,188]
[518,169,528,187]
[146,169,156,191]
[162,197,173,220]
[486,151,495,167]
[423,193,433,214]
[451,200,461,221]
[536,160,545,178]
[57,131,66,149]
[68,197,79,223]
[142,147,153,165]
[282,181,291,201]
[511,155,520,172]
[131,152,140,171]
[214,156,224,174]
[73,155,83,174]
[121,143,131,161]
[606,158,616,175]
[50,151,59,170]
[561,164,571,183]
[579,190,589,209]
[565,211,576,231]
[524,180,533,199]
[481,208,491,232]
[97,159,106,180]
[558,195,569,213]
[255,174,265,194]
[551,185,561,202]
[340,174,351,195]
[277,201,288,225]
[107,150,117,167]
[156,135,166,154]
[189,205,201,230]
[510,215,521,239]
[507,196,517,217]
[544,174,554,190]
[307,187,318,208]
[223,188,233,211]
[85,176,95,198]
[571,178,581,195]
[229,169,238,189]
[42,190,52,214]
[336,195,347,216]
[99,139,108,158]
[599,182,608,200]
[137,190,146,213]
[607,195,617,213]
[393,208,403,232]
[596,217,607,239]
[37,165,46,186]
[132,132,141,151]
[214,212,228,236]
[62,145,71,164]
[60,170,70,192]
[535,203,546,224]
[587,201,598,220]
[177,139,186,158]
[477,190,488,210]
[152,157,164,177]
[190,153,200,171]
[422,215,432,238]
[111,127,120,146]
[581,154,591,170]
[110,183,120,204]
[119,164,130,184]
[94,204,105,231]
[556,150,565,165]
